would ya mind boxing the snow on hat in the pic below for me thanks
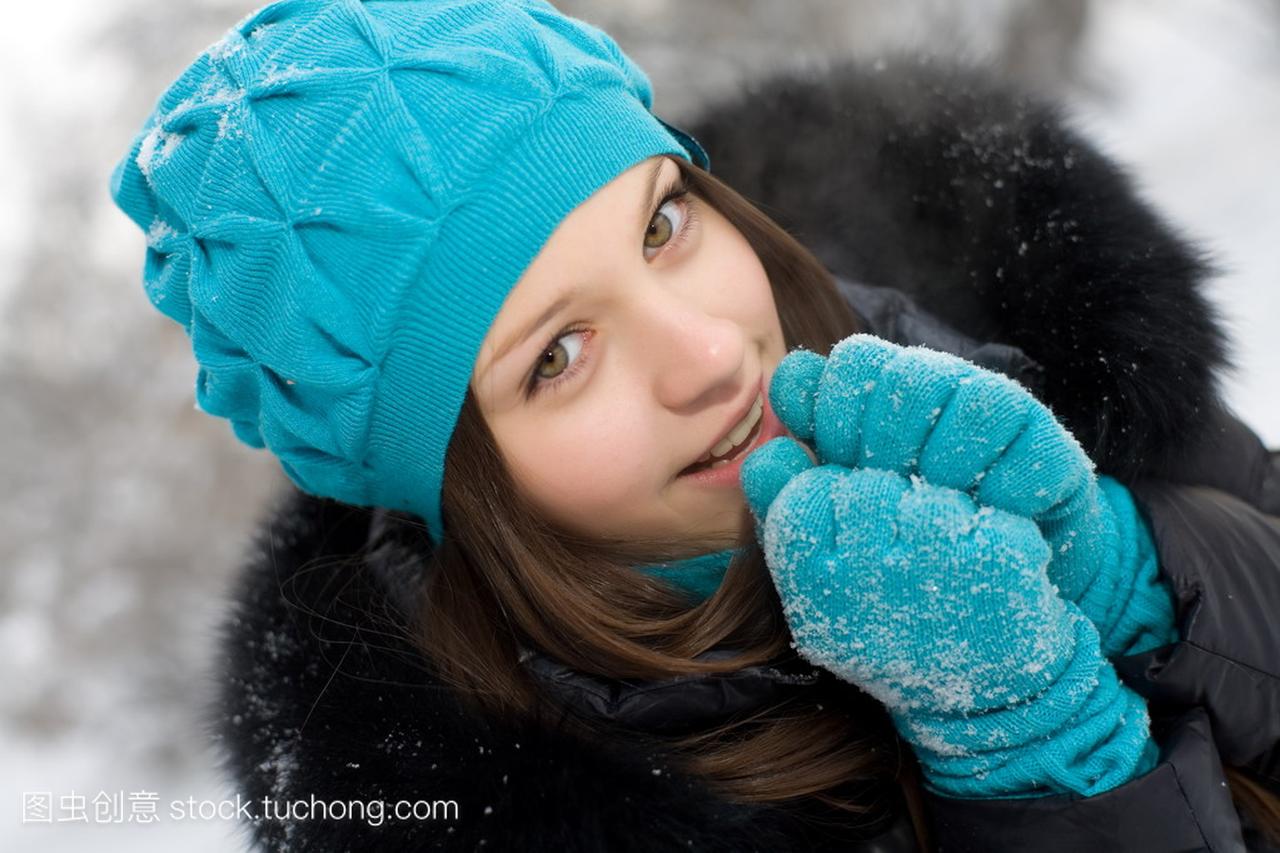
[109,0,709,544]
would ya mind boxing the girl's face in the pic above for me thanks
[471,155,789,551]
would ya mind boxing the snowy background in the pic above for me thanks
[2,0,1277,849]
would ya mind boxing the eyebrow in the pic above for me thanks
[482,157,669,383]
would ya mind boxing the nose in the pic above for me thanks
[641,291,747,410]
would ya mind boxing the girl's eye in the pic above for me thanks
[643,195,691,260]
[525,326,592,399]
[525,180,700,399]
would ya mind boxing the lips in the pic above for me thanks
[695,415,762,470]
[676,380,788,485]
[681,381,764,474]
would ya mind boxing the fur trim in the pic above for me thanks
[210,489,855,850]
[685,56,1232,482]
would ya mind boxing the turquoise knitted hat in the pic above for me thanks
[109,0,709,545]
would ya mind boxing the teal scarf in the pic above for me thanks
[634,546,744,603]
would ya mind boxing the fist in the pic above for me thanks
[766,335,1096,521]
[740,435,1076,716]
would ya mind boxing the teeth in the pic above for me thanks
[696,393,763,463]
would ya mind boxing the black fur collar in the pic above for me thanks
[684,56,1231,483]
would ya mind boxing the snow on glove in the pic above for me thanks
[740,438,1159,800]
[767,335,1177,657]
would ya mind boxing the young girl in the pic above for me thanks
[110,0,1280,849]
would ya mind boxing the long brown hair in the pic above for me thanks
[408,155,928,844]
[400,155,1278,848]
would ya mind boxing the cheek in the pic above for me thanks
[722,251,786,379]
[712,236,777,329]
[503,409,658,522]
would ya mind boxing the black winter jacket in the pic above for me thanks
[213,60,1280,851]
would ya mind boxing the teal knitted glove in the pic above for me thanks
[740,439,1159,799]
[768,335,1177,657]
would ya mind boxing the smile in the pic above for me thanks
[691,392,764,468]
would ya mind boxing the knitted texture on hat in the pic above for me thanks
[109,0,709,543]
